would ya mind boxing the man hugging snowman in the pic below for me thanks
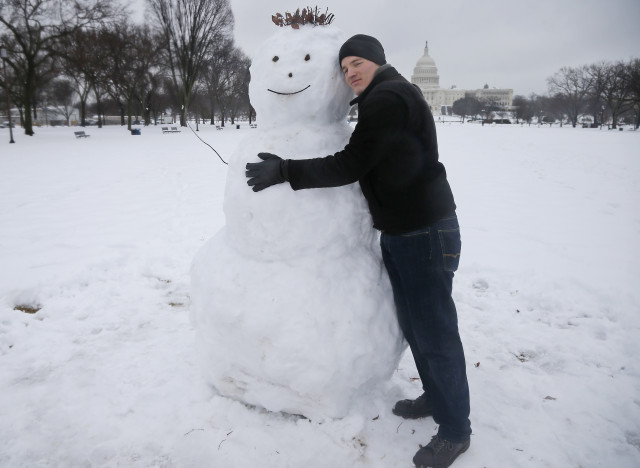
[247,34,472,468]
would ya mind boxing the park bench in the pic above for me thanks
[162,126,181,133]
[216,125,223,130]
[74,131,90,138]
[250,124,257,129]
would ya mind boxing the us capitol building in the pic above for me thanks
[411,41,513,115]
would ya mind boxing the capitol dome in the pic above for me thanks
[411,41,440,90]
[409,41,513,116]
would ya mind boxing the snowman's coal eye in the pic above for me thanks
[304,54,310,61]
[272,56,279,62]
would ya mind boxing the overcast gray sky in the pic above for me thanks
[137,0,640,96]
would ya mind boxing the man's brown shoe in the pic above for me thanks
[413,435,470,468]
[392,392,433,419]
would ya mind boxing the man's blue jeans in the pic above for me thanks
[380,212,471,442]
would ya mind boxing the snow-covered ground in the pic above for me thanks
[0,123,638,467]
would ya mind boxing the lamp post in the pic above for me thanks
[0,47,15,144]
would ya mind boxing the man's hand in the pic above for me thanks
[246,153,288,192]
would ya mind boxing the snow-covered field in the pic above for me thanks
[0,123,638,467]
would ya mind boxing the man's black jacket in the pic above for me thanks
[287,65,456,234]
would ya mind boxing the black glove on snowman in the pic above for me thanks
[246,153,289,192]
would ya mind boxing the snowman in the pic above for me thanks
[190,11,404,419]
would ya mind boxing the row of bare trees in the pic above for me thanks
[450,59,639,129]
[0,0,251,136]
[0,0,116,135]
[546,58,640,129]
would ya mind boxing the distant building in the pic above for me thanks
[410,41,513,115]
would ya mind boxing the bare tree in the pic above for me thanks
[627,58,640,129]
[100,23,136,128]
[547,65,592,127]
[188,82,207,125]
[585,61,609,127]
[478,97,501,123]
[0,35,21,123]
[0,0,119,135]
[147,0,233,127]
[547,93,567,125]
[218,48,250,125]
[528,93,549,124]
[48,78,75,125]
[601,60,632,129]
[228,52,251,123]
[59,29,93,126]
[150,75,176,124]
[512,95,534,124]
[100,22,162,130]
[58,27,115,127]
[130,25,164,126]
[451,96,482,122]
[202,36,233,126]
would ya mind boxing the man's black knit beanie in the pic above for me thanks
[338,34,387,66]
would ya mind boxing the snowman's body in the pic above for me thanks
[191,25,404,419]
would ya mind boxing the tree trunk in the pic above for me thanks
[141,93,151,126]
[96,95,103,128]
[23,71,35,135]
[80,100,87,126]
[219,106,226,127]
[127,98,133,131]
[180,108,186,127]
[209,98,216,124]
[20,56,44,135]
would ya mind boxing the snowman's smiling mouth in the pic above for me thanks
[267,85,311,95]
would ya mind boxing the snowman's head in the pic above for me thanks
[249,25,353,128]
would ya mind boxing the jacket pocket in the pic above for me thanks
[438,228,461,272]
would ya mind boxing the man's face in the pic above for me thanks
[340,56,380,95]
